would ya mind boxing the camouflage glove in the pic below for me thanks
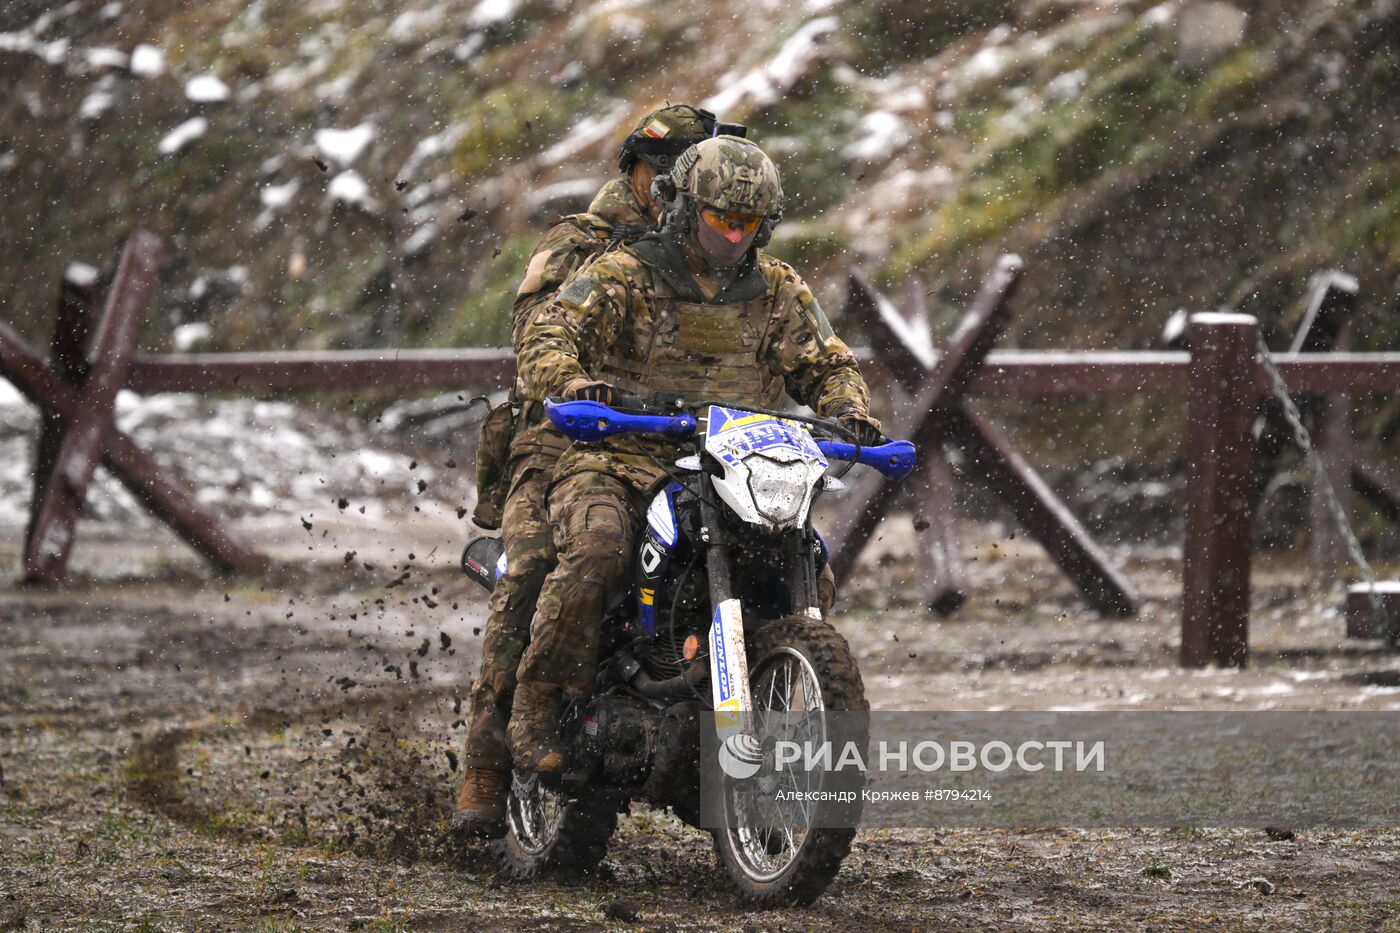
[835,410,883,447]
[564,379,617,406]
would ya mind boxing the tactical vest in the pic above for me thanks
[592,237,783,409]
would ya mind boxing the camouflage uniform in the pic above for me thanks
[514,157,875,699]
[462,179,652,773]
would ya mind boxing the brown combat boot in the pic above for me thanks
[452,767,508,838]
[507,681,567,774]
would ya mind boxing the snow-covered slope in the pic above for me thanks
[3,0,1399,476]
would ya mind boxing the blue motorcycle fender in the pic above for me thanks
[636,483,683,635]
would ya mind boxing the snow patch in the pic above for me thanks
[1143,1,1179,26]
[526,177,604,218]
[314,123,375,167]
[388,7,445,42]
[842,110,909,163]
[129,43,165,77]
[157,117,208,156]
[402,223,442,260]
[467,0,520,30]
[171,322,213,351]
[0,378,23,407]
[962,44,1011,82]
[39,38,70,65]
[536,103,630,167]
[1045,68,1088,102]
[78,83,118,121]
[65,262,99,287]
[453,33,486,62]
[259,179,300,209]
[398,124,465,180]
[703,17,839,114]
[83,46,128,71]
[185,74,230,103]
[326,170,376,211]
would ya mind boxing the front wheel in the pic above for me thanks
[712,615,868,907]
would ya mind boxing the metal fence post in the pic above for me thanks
[1182,312,1259,668]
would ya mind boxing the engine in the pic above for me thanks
[570,695,703,821]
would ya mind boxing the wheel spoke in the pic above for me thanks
[730,641,834,884]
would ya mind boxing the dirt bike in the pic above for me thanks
[460,395,915,906]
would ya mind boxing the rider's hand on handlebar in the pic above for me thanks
[564,380,617,406]
[837,412,884,447]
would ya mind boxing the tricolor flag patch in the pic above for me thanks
[642,119,670,138]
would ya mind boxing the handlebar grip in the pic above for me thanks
[817,439,917,480]
[546,399,697,442]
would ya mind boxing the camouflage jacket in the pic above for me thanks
[508,178,653,466]
[519,240,875,490]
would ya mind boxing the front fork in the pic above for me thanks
[702,496,824,768]
[700,494,762,767]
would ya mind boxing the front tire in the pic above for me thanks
[712,615,868,906]
[497,771,620,881]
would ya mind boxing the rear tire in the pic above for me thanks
[497,771,620,881]
[712,615,868,906]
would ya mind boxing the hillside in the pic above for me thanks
[3,0,1399,449]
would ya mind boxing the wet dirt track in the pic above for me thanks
[3,520,1400,931]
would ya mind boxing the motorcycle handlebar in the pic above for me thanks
[544,397,918,480]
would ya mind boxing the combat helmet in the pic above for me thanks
[617,104,748,174]
[654,135,785,266]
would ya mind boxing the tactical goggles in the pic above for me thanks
[699,205,764,240]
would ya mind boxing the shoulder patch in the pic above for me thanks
[557,274,597,306]
[798,293,837,346]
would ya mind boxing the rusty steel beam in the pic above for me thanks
[839,257,1137,617]
[0,322,268,576]
[845,268,968,612]
[1345,583,1400,639]
[902,449,967,615]
[1291,274,1359,567]
[946,405,1141,617]
[115,347,1400,398]
[826,255,1023,581]
[1308,327,1357,568]
[1181,313,1259,669]
[845,268,935,387]
[1289,271,1359,354]
[969,352,1191,396]
[1351,457,1400,526]
[1256,274,1359,471]
[920,256,1024,411]
[25,231,163,583]
[125,348,516,393]
[26,268,98,553]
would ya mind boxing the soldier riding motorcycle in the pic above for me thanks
[463,395,914,904]
[461,137,906,905]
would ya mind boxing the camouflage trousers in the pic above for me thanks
[512,469,838,696]
[463,459,557,772]
[514,471,646,695]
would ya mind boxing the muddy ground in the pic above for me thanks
[3,512,1400,931]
